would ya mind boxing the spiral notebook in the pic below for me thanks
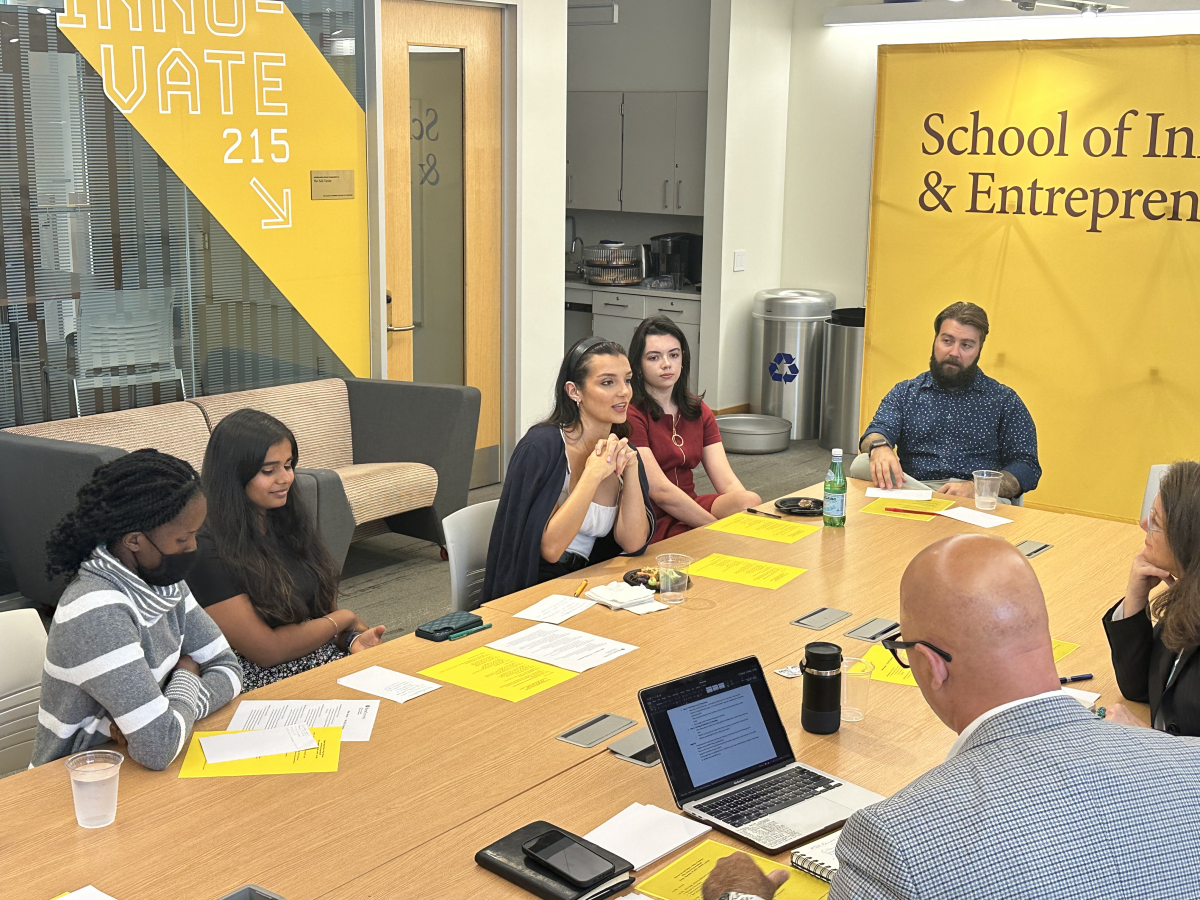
[789,829,841,883]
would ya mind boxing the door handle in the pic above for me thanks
[387,325,416,332]
[663,180,669,209]
[657,308,683,316]
[603,301,629,308]
[677,180,682,210]
[568,174,573,204]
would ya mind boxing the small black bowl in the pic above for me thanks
[774,496,824,517]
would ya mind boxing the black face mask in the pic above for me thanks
[136,534,198,587]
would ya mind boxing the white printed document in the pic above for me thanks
[514,594,596,624]
[337,666,442,704]
[226,698,381,742]
[937,506,1013,528]
[865,487,934,501]
[585,802,711,871]
[487,623,637,673]
[60,889,119,900]
[200,723,317,764]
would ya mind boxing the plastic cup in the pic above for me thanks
[973,470,1002,510]
[841,658,874,722]
[65,749,123,828]
[656,553,692,604]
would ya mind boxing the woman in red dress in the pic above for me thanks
[626,316,761,543]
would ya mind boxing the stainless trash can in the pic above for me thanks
[750,289,837,440]
[819,307,866,452]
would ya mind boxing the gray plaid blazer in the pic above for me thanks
[829,693,1200,900]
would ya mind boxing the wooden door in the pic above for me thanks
[673,92,707,217]
[566,92,623,212]
[382,0,502,485]
[620,92,677,214]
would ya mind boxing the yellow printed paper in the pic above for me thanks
[688,554,806,590]
[708,514,822,544]
[419,647,576,702]
[865,638,1081,687]
[638,839,828,900]
[178,727,340,778]
[860,497,956,521]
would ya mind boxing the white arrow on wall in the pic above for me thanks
[250,177,292,229]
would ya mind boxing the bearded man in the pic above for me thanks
[848,302,1040,502]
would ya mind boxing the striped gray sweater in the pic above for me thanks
[32,546,243,771]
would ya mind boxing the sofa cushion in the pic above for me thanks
[334,462,438,524]
[189,379,353,470]
[5,402,210,470]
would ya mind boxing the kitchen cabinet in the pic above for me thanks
[673,93,707,216]
[583,288,701,394]
[566,92,623,212]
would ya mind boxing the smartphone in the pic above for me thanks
[522,830,615,888]
[844,618,901,643]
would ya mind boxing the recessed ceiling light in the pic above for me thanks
[37,7,53,13]
[8,38,18,43]
[331,28,342,35]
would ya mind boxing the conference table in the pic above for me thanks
[0,480,1147,900]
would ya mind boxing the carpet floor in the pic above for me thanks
[340,440,834,642]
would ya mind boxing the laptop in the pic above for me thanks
[639,656,883,853]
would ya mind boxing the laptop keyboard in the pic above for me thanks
[695,767,840,827]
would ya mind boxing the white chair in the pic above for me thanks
[1141,464,1170,522]
[0,609,48,777]
[443,500,499,611]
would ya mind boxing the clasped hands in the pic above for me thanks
[582,433,639,481]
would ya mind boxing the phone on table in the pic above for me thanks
[522,830,615,888]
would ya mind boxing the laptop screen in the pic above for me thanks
[639,657,794,806]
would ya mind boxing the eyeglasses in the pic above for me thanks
[881,636,953,669]
[1147,511,1165,535]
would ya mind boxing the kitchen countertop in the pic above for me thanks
[565,272,701,301]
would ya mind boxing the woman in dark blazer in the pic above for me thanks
[1102,461,1200,735]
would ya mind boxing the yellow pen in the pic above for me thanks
[573,579,588,598]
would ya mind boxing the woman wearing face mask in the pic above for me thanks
[32,450,243,770]
[1103,461,1200,735]
[187,409,385,692]
[626,316,761,543]
[480,337,654,605]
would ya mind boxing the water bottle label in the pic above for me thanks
[824,492,846,518]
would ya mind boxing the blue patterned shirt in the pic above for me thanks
[862,369,1041,494]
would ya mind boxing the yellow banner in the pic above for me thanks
[59,0,369,375]
[866,37,1200,520]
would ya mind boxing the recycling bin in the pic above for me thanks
[819,307,866,451]
[750,289,837,440]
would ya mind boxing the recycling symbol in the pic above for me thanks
[769,352,800,383]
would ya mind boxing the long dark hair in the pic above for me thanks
[628,315,703,421]
[201,409,340,627]
[1151,461,1200,653]
[47,449,203,579]
[541,336,631,440]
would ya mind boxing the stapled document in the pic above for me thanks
[487,623,637,673]
[226,698,380,742]
[514,594,596,624]
[199,723,317,764]
[337,666,442,704]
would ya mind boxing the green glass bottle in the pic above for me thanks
[824,448,847,528]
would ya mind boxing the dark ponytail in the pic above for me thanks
[47,450,203,579]
[541,336,631,440]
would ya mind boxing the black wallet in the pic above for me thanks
[415,610,483,642]
[475,821,635,900]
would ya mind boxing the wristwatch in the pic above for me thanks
[867,438,891,457]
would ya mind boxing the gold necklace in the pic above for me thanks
[670,413,685,450]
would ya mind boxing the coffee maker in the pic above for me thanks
[649,233,703,289]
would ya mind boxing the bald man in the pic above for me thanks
[703,535,1200,900]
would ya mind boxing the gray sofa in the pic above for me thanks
[0,377,480,612]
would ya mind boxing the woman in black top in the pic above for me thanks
[188,408,385,691]
[1103,461,1200,735]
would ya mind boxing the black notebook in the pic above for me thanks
[475,821,635,900]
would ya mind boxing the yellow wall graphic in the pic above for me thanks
[866,36,1200,521]
[60,0,370,375]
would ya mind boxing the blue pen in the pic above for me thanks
[449,622,493,641]
[1060,673,1093,684]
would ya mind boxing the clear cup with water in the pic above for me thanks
[973,470,1002,510]
[655,553,692,604]
[841,658,874,722]
[65,749,124,828]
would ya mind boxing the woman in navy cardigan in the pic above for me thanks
[481,337,653,605]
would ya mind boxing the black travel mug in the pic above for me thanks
[801,641,842,735]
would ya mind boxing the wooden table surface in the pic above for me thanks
[0,481,1145,900]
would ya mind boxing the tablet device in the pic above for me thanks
[791,607,852,631]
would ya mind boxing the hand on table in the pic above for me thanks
[1124,552,1174,617]
[869,446,905,490]
[701,852,790,900]
[350,625,386,653]
[936,481,975,498]
[1103,703,1151,728]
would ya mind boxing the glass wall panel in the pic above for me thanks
[0,1,365,428]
